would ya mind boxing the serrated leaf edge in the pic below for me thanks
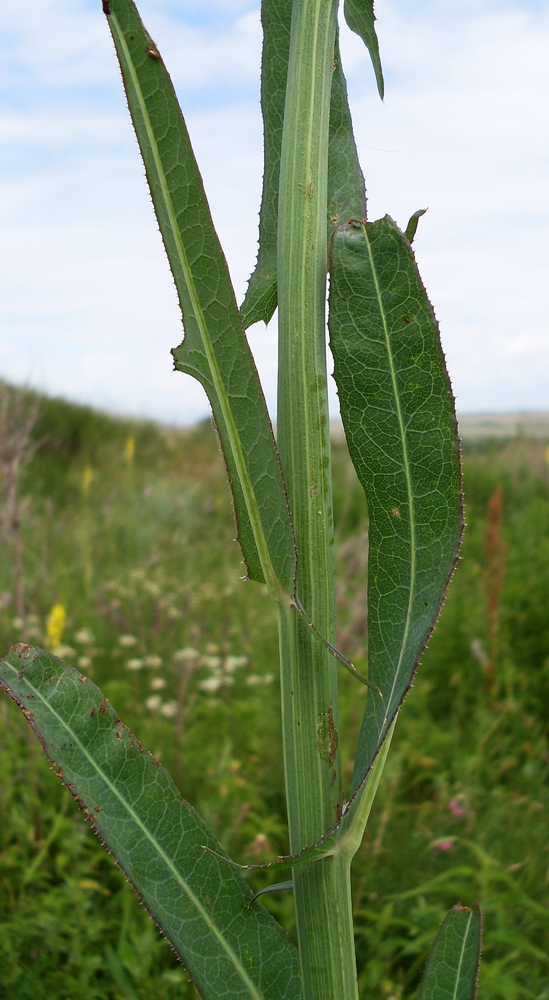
[0,646,270,1000]
[108,9,293,604]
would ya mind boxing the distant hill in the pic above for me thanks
[331,413,549,442]
[455,413,549,440]
[2,379,548,445]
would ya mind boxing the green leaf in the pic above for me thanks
[104,0,295,596]
[250,881,294,906]
[419,904,482,1000]
[205,714,397,875]
[328,37,368,230]
[239,0,365,329]
[343,0,384,99]
[328,217,463,790]
[405,207,428,244]
[237,0,286,330]
[199,215,462,877]
[0,645,302,1000]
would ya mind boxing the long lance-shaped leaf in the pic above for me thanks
[328,217,463,790]
[0,645,302,1000]
[239,0,366,329]
[103,0,295,596]
[343,0,384,100]
[419,905,482,1000]
[205,218,461,876]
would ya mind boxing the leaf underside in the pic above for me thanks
[42,0,460,899]
[234,215,462,874]
[105,0,295,593]
[329,217,463,791]
[343,0,384,100]
[419,904,482,1000]
[239,0,366,329]
[0,646,302,1000]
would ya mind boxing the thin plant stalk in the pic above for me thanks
[276,0,358,996]
[0,385,39,640]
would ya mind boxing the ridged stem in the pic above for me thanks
[276,0,359,996]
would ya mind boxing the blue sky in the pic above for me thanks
[1,0,548,424]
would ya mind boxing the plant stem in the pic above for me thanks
[277,603,359,1000]
[276,0,359,996]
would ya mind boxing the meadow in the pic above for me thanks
[0,381,548,1000]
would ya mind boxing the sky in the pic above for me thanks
[0,0,548,425]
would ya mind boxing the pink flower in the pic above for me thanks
[449,797,467,819]
[433,839,454,852]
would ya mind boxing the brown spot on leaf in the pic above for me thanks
[316,705,338,767]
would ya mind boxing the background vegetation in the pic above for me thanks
[0,381,547,1000]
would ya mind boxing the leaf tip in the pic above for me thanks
[376,72,385,102]
[404,208,428,244]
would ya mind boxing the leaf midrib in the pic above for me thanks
[452,909,474,1000]
[2,656,264,1000]
[360,222,417,728]
[110,14,282,603]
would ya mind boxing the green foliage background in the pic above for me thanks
[0,383,548,999]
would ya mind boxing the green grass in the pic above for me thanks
[0,383,548,999]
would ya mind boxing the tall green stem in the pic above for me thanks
[276,0,359,997]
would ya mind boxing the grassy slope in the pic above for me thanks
[0,384,548,1000]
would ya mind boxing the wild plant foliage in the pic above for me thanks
[0,2,481,998]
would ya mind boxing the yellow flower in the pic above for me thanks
[81,464,93,496]
[46,604,66,650]
[545,445,549,469]
[124,436,135,464]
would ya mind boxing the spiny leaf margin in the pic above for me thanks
[329,215,463,789]
[0,644,302,1000]
[343,0,384,99]
[240,0,366,329]
[419,904,482,1000]
[104,0,296,596]
[227,215,462,872]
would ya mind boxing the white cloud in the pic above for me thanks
[0,0,115,91]
[140,8,261,94]
[339,0,549,413]
[0,0,547,423]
